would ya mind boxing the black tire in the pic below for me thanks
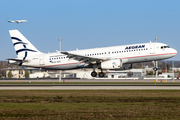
[91,71,97,77]
[153,67,157,71]
[99,72,105,78]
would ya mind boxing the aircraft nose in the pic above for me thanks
[174,49,177,54]
[172,48,177,56]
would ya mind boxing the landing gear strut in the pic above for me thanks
[153,61,158,82]
[91,64,97,77]
[153,61,158,71]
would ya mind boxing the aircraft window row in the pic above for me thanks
[85,52,107,56]
[84,48,148,56]
[161,46,170,49]
[49,56,66,60]
[112,48,148,53]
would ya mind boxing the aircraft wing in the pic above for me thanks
[15,20,27,23]
[61,52,105,64]
[15,21,21,23]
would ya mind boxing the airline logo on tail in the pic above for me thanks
[8,19,11,22]
[9,30,42,61]
[11,37,38,60]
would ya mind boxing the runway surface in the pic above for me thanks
[0,79,180,82]
[0,85,180,90]
[1,79,180,90]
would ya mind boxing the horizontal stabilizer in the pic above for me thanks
[7,58,28,63]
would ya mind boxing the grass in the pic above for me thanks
[0,90,180,119]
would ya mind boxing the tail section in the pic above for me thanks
[9,30,42,59]
[8,18,11,22]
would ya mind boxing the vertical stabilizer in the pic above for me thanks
[9,30,42,59]
[8,18,11,22]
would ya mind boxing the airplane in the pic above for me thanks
[8,18,27,23]
[7,29,177,77]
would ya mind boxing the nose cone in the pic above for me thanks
[173,48,177,54]
[171,48,177,57]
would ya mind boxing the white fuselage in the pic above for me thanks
[20,42,177,70]
[9,20,27,23]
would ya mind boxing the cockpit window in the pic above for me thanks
[161,46,170,49]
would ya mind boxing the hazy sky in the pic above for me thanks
[0,0,180,60]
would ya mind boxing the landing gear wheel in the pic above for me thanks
[99,72,105,78]
[91,71,97,77]
[153,67,158,71]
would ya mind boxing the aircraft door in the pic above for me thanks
[149,43,155,54]
[39,55,44,65]
[105,51,111,59]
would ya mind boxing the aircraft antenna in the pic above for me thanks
[59,38,62,52]
[155,37,158,43]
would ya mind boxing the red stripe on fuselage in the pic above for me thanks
[40,62,84,68]
[119,53,177,59]
[40,53,177,68]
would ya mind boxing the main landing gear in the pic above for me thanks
[91,64,105,78]
[91,71,105,78]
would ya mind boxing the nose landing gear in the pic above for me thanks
[152,61,159,71]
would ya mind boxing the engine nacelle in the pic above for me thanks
[101,59,122,69]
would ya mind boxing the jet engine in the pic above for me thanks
[100,59,122,69]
